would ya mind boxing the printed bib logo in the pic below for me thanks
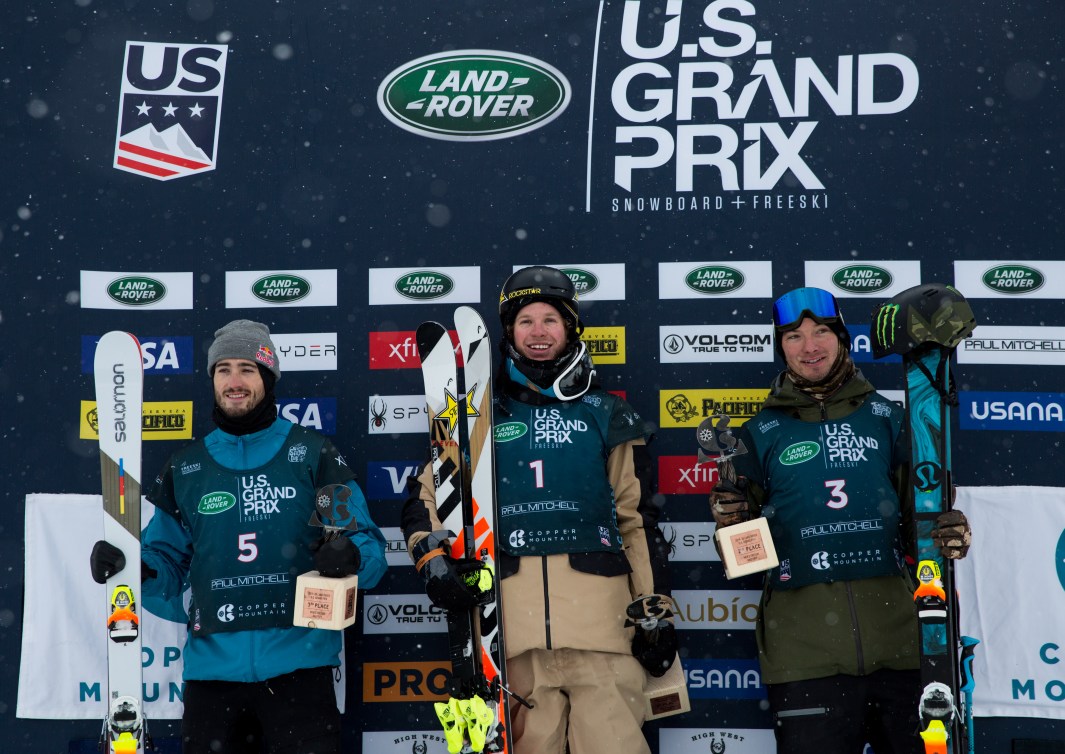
[824,423,879,465]
[239,474,296,520]
[377,50,571,141]
[198,492,236,515]
[494,421,528,442]
[532,408,588,447]
[779,441,820,465]
[114,42,228,181]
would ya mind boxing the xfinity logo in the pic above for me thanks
[370,330,461,370]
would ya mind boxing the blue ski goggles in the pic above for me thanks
[772,287,841,330]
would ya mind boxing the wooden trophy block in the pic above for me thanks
[293,571,359,630]
[644,653,690,720]
[715,517,779,580]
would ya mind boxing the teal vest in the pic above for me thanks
[171,429,325,634]
[744,395,905,590]
[494,391,644,556]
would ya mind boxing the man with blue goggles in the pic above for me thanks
[710,286,971,754]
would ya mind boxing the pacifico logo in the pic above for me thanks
[685,265,745,294]
[377,50,571,141]
[252,274,310,303]
[107,275,167,306]
[831,264,893,293]
[981,264,1045,294]
[394,271,454,300]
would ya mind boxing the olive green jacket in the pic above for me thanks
[734,370,920,685]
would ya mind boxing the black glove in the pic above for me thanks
[932,509,972,560]
[412,538,494,613]
[632,622,679,677]
[90,540,158,584]
[90,540,126,584]
[626,594,679,677]
[311,536,361,578]
[710,476,750,528]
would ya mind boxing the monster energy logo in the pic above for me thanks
[875,303,900,347]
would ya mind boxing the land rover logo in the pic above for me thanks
[107,275,167,306]
[982,264,1044,294]
[779,441,821,465]
[831,265,892,293]
[198,491,236,515]
[685,265,745,294]
[494,421,528,442]
[395,271,454,300]
[252,274,310,303]
[377,50,571,141]
[561,268,598,295]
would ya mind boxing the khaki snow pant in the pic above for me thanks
[508,647,650,754]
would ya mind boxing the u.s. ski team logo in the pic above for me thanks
[113,42,228,181]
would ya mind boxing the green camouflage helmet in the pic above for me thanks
[870,283,977,359]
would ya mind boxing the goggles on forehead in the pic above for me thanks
[772,287,841,330]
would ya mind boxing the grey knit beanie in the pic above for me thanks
[207,319,281,381]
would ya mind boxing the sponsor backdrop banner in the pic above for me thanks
[4,1,1063,750]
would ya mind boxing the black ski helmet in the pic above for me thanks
[870,283,977,359]
[498,265,581,335]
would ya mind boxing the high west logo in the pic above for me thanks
[114,42,228,181]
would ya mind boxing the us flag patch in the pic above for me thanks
[113,42,228,181]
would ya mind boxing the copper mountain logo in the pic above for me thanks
[377,50,571,141]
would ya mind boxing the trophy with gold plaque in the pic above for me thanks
[293,483,360,630]
[697,414,778,580]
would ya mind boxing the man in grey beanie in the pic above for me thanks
[90,319,388,753]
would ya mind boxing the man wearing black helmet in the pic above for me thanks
[402,266,676,754]
[710,287,972,754]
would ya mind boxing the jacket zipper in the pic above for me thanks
[541,556,552,649]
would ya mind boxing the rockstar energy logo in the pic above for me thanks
[659,389,768,429]
[81,400,194,440]
[581,326,625,365]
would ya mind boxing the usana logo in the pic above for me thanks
[377,50,571,141]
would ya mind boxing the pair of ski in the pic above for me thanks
[873,288,979,754]
[416,306,520,754]
[94,332,151,753]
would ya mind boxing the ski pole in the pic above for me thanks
[960,636,979,754]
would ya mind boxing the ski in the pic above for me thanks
[871,284,977,754]
[416,311,511,754]
[93,331,150,754]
